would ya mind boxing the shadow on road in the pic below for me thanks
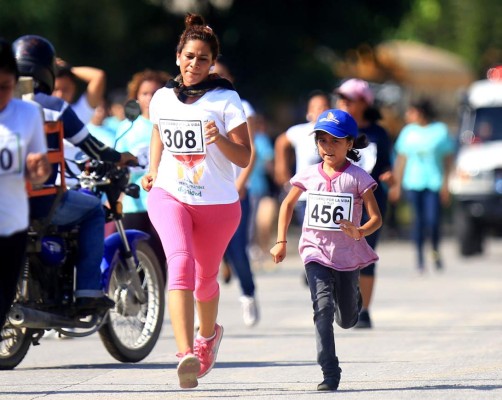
[21,359,316,371]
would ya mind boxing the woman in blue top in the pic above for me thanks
[390,99,454,273]
[114,69,170,269]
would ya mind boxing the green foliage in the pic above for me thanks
[1,0,415,130]
[391,0,502,77]
[2,0,500,126]
[1,0,181,93]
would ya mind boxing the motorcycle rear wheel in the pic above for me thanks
[0,326,33,370]
[99,241,165,362]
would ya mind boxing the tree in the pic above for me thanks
[391,0,502,77]
[1,0,413,130]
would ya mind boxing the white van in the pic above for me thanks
[449,67,502,256]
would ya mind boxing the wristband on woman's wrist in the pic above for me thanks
[276,240,287,244]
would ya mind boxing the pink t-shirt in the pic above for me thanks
[291,161,379,271]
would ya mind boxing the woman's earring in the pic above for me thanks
[176,59,180,66]
[209,65,215,73]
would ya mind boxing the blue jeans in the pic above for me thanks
[224,193,255,297]
[406,189,441,268]
[51,190,105,297]
[305,262,360,379]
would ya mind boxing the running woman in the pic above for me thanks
[141,13,251,389]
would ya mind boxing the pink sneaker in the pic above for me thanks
[176,351,200,389]
[194,324,224,378]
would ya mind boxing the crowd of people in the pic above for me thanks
[1,12,455,393]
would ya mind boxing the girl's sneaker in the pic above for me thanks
[194,324,224,378]
[317,377,340,391]
[176,351,200,389]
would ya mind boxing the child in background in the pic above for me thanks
[270,109,382,391]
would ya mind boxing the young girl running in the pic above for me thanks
[270,109,382,391]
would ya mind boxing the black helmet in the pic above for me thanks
[12,35,56,94]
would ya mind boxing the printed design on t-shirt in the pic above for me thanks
[0,128,22,176]
[177,163,205,185]
[176,176,204,197]
[159,118,207,184]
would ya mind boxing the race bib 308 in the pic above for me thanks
[158,118,206,155]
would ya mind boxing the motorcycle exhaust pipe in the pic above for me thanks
[8,305,97,329]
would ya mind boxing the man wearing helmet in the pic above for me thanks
[12,35,136,313]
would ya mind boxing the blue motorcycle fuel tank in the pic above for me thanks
[40,236,66,266]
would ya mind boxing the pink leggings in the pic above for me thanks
[147,187,241,301]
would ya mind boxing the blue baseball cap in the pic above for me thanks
[311,109,358,139]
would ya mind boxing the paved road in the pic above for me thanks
[1,234,501,399]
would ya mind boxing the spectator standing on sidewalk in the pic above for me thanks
[389,99,453,273]
[247,113,278,268]
[86,98,115,147]
[52,58,106,124]
[103,89,126,134]
[52,58,107,183]
[274,90,330,224]
[270,109,382,391]
[335,79,393,329]
[113,69,170,269]
[213,54,260,327]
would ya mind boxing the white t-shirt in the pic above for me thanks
[61,94,94,186]
[150,87,247,205]
[72,94,95,124]
[286,121,321,201]
[233,99,255,180]
[241,99,255,119]
[0,99,47,235]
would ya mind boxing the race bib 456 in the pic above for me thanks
[306,191,354,231]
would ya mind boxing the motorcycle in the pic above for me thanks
[0,150,165,369]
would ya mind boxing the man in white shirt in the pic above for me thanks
[274,90,331,224]
[52,58,106,124]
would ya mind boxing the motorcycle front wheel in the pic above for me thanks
[0,326,33,370]
[99,241,165,362]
